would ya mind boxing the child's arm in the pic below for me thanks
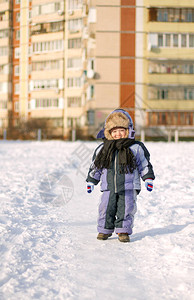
[86,161,102,185]
[135,141,155,182]
[86,143,103,186]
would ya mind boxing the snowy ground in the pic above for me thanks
[0,140,193,300]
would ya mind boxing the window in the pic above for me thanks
[161,113,166,124]
[187,9,193,22]
[150,33,194,48]
[31,21,63,35]
[149,8,157,21]
[88,7,96,23]
[189,34,194,47]
[68,38,81,49]
[68,0,82,11]
[181,9,187,22]
[148,33,158,49]
[0,12,8,21]
[68,18,83,32]
[173,34,178,47]
[15,65,20,76]
[0,101,7,109]
[0,65,4,74]
[32,6,40,17]
[53,118,63,128]
[174,9,180,22]
[0,47,8,56]
[87,110,95,125]
[32,60,61,71]
[67,77,82,88]
[67,57,82,69]
[16,12,20,22]
[149,86,194,100]
[168,9,174,22]
[14,101,19,112]
[90,86,94,98]
[189,64,194,74]
[0,29,9,39]
[32,2,64,17]
[184,88,194,100]
[0,82,8,93]
[41,3,55,14]
[148,112,194,126]
[149,8,194,23]
[67,97,81,107]
[15,83,20,94]
[160,89,168,99]
[163,9,168,22]
[181,34,187,47]
[34,98,59,108]
[67,78,73,88]
[165,34,171,47]
[87,85,94,100]
[33,40,63,53]
[149,61,194,74]
[0,64,8,74]
[32,79,58,90]
[55,2,60,11]
[158,34,163,47]
[158,10,162,22]
[16,30,20,40]
[15,47,20,58]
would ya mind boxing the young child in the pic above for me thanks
[86,109,155,242]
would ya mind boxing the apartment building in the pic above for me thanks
[1,0,194,139]
[87,0,194,137]
[0,0,87,138]
[144,0,194,137]
[30,0,65,136]
[0,0,12,135]
[64,0,88,138]
[87,0,137,136]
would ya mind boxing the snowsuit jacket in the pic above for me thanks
[86,141,155,194]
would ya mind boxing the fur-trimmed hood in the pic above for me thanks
[97,109,135,140]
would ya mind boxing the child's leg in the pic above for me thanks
[97,190,117,234]
[115,190,137,235]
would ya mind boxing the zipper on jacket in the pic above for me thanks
[114,153,117,193]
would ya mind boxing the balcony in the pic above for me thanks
[31,69,63,80]
[0,56,8,64]
[148,7,194,22]
[67,106,84,118]
[147,85,194,111]
[0,73,9,82]
[147,99,194,112]
[148,74,194,85]
[30,21,64,36]
[0,37,9,47]
[0,19,9,30]
[0,1,9,13]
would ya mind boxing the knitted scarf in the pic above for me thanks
[94,138,136,174]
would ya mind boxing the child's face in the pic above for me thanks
[110,127,127,140]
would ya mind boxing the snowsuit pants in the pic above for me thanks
[97,189,137,235]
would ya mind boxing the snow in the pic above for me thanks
[0,140,193,300]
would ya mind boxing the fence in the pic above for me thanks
[0,118,194,141]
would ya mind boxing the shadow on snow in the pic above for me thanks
[132,222,193,242]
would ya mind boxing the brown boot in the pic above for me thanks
[97,233,112,240]
[118,233,130,243]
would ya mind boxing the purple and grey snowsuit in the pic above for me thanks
[86,110,155,235]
